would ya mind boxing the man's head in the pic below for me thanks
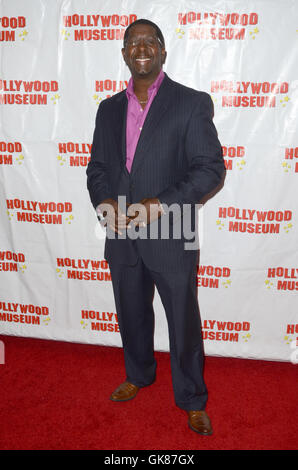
[122,19,167,81]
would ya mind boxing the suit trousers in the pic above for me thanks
[109,255,208,411]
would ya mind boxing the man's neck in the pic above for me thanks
[132,70,162,95]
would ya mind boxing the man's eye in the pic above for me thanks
[127,38,158,47]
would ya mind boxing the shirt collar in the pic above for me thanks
[126,69,165,99]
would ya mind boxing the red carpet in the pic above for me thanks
[0,334,297,450]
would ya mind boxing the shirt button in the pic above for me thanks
[139,127,142,131]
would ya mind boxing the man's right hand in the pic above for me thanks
[97,198,132,235]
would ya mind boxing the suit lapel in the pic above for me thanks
[121,100,128,166]
[112,91,128,170]
[130,75,173,176]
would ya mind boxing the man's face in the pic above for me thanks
[122,24,166,80]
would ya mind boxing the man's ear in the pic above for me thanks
[121,48,127,64]
[162,49,167,65]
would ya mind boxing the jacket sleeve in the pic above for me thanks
[86,102,113,209]
[157,92,225,207]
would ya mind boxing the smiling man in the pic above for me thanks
[87,19,225,436]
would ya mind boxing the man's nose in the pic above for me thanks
[137,45,145,52]
[136,38,147,49]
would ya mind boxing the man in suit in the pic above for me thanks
[87,19,225,435]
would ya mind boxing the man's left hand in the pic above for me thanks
[127,198,164,227]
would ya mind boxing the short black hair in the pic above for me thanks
[123,19,165,48]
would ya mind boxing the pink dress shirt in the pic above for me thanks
[125,69,165,172]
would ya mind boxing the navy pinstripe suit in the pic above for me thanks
[87,73,225,410]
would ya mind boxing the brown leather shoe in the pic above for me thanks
[110,381,139,402]
[188,411,213,436]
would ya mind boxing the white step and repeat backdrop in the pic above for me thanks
[0,0,297,362]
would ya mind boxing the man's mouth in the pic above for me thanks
[135,58,151,63]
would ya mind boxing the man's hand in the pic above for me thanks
[127,198,164,227]
[97,198,131,235]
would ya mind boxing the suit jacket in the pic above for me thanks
[87,73,225,272]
